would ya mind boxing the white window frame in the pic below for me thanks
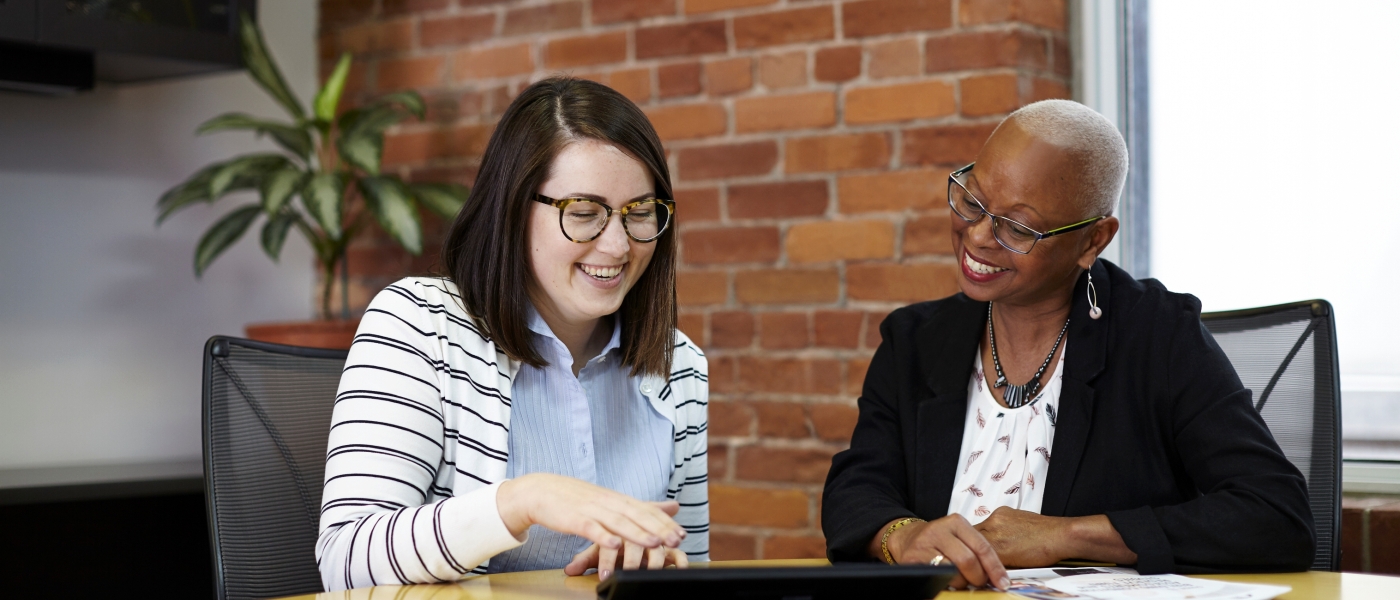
[1071,0,1149,278]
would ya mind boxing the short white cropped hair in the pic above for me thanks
[1000,99,1128,217]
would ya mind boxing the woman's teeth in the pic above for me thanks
[964,253,1008,275]
[579,264,624,280]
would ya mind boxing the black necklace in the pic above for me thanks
[987,303,1069,408]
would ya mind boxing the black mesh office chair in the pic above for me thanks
[1201,300,1341,572]
[203,336,348,600]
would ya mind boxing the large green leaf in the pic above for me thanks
[314,53,353,124]
[301,172,344,240]
[373,90,426,120]
[411,182,469,219]
[260,211,301,261]
[195,204,262,276]
[336,105,413,175]
[197,112,314,159]
[336,126,385,175]
[157,165,216,224]
[335,104,412,137]
[238,11,305,121]
[260,166,304,215]
[359,176,422,254]
[209,154,290,199]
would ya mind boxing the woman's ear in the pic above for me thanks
[1077,216,1120,270]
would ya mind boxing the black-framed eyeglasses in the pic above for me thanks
[948,162,1106,255]
[532,194,675,243]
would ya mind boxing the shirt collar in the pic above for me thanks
[525,301,623,360]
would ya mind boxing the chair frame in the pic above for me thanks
[1201,299,1342,571]
[201,336,349,600]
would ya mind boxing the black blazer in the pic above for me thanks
[822,260,1314,574]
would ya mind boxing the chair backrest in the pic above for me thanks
[1201,300,1341,572]
[203,336,347,600]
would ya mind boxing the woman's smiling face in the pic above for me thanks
[528,139,658,327]
[951,119,1115,307]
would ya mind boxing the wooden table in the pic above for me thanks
[277,559,1400,599]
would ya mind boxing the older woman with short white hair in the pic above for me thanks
[822,100,1313,589]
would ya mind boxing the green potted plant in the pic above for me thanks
[157,12,467,348]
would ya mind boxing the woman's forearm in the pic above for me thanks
[496,475,537,538]
[1061,515,1138,565]
[867,518,903,562]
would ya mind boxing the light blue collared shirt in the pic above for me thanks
[488,305,676,573]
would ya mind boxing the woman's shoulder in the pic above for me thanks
[1098,262,1232,373]
[1101,261,1205,331]
[373,276,461,305]
[366,277,469,317]
[880,293,984,342]
[363,276,493,346]
[664,328,708,429]
[670,328,706,372]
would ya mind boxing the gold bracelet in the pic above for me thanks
[880,517,924,565]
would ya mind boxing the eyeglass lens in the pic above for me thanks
[561,199,670,242]
[948,177,1039,253]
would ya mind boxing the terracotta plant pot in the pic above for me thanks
[244,319,361,350]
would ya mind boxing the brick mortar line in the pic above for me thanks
[711,524,826,535]
[330,24,1067,66]
[324,8,1070,42]
[716,440,852,451]
[353,55,1065,95]
[712,479,827,491]
[655,117,1006,148]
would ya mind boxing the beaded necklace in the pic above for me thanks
[987,303,1069,408]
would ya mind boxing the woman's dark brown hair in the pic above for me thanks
[441,77,676,377]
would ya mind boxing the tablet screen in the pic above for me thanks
[596,564,958,600]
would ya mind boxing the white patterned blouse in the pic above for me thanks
[946,343,1066,524]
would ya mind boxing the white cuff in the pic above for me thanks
[437,481,528,569]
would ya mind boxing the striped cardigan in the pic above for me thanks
[317,278,710,591]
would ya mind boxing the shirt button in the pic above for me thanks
[640,382,653,394]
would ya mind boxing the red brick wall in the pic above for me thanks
[1342,495,1400,574]
[319,0,1071,559]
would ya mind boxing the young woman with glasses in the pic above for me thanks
[317,78,707,591]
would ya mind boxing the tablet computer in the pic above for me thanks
[595,563,958,600]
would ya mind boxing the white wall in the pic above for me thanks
[1150,2,1400,445]
[0,1,319,470]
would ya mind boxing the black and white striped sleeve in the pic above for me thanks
[316,287,522,591]
[672,340,711,561]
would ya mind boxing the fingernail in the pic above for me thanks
[999,577,1011,590]
[600,570,611,581]
[667,534,681,546]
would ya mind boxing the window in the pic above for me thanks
[1148,1,1400,461]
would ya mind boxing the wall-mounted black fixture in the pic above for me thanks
[0,0,257,95]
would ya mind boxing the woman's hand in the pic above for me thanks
[976,508,1138,568]
[564,538,689,580]
[496,474,686,553]
[885,515,1009,590]
[973,507,1069,567]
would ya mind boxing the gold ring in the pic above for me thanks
[930,554,946,566]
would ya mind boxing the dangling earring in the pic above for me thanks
[1087,272,1103,320]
